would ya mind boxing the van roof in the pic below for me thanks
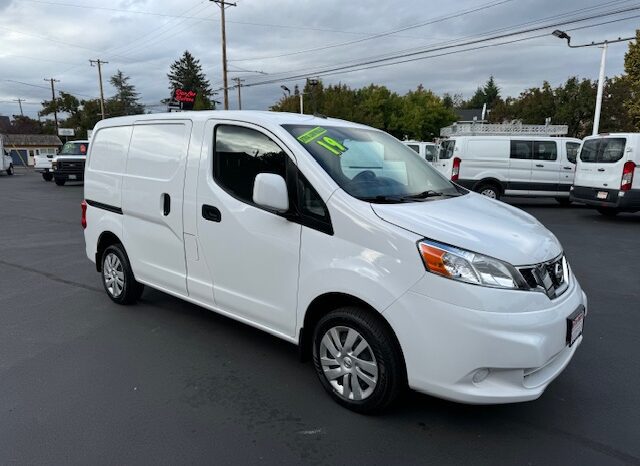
[584,133,640,139]
[444,135,581,142]
[92,110,370,131]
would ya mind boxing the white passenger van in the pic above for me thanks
[436,136,582,203]
[83,111,586,412]
[571,133,640,216]
[403,140,438,162]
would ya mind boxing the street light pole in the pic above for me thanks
[551,31,634,136]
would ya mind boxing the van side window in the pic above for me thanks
[214,125,287,204]
[510,140,532,159]
[533,141,557,161]
[296,172,332,234]
[407,144,420,154]
[566,142,580,164]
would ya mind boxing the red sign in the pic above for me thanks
[174,89,196,103]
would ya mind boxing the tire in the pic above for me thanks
[476,183,500,200]
[597,207,619,217]
[42,172,53,181]
[101,244,144,305]
[6,165,13,176]
[312,307,405,414]
[555,197,572,207]
[54,178,66,186]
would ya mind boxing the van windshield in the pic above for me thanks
[439,140,455,159]
[283,125,462,203]
[580,138,626,164]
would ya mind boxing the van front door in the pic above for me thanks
[196,121,301,337]
[122,121,192,296]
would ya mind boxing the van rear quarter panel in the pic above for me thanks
[85,125,133,209]
[459,138,510,183]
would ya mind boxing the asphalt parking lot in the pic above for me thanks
[1,169,639,465]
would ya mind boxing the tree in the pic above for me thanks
[463,76,502,109]
[167,51,214,110]
[624,30,640,129]
[109,70,144,116]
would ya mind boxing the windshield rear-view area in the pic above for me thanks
[60,142,88,156]
[283,125,462,202]
[580,138,625,164]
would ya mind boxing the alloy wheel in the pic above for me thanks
[103,253,125,298]
[319,326,379,401]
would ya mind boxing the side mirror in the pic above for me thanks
[253,173,289,213]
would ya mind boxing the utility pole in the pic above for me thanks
[232,77,244,110]
[44,78,60,133]
[89,59,109,120]
[13,98,25,116]
[551,31,634,135]
[210,0,236,110]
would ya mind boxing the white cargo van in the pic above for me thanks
[436,136,582,203]
[570,133,640,216]
[83,111,586,412]
[403,141,438,162]
[0,137,15,176]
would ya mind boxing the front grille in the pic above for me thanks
[57,160,85,173]
[518,255,567,299]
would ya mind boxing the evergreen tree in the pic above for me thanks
[483,76,501,108]
[624,30,640,129]
[109,70,144,116]
[167,51,214,110]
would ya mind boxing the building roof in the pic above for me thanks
[454,108,485,122]
[1,133,63,147]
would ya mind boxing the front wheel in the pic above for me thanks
[101,244,144,305]
[312,307,405,414]
[42,172,53,181]
[6,165,13,176]
[597,207,619,217]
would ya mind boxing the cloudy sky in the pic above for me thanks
[0,0,638,119]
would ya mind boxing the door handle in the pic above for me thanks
[202,204,221,222]
[535,164,544,168]
[563,166,573,170]
[597,168,605,172]
[162,193,171,216]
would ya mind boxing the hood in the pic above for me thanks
[55,155,86,160]
[371,192,561,266]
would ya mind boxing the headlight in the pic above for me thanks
[418,239,525,289]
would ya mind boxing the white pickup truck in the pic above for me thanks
[34,151,56,181]
[0,137,15,176]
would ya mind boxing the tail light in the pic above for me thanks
[81,200,87,229]
[451,157,461,181]
[621,161,635,191]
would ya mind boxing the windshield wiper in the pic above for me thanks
[360,195,412,203]
[402,190,454,200]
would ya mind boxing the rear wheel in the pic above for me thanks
[101,244,144,305]
[312,307,404,414]
[597,207,619,217]
[54,178,65,186]
[6,165,13,176]
[42,172,53,181]
[555,197,572,207]
[477,183,500,200]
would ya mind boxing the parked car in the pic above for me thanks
[83,111,586,413]
[34,150,56,181]
[0,137,15,176]
[435,136,582,204]
[570,133,639,216]
[52,140,89,186]
[403,140,438,162]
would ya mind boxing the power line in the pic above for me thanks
[230,0,517,62]
[241,7,640,89]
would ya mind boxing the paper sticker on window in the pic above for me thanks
[316,136,346,156]
[297,126,327,144]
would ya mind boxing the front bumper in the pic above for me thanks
[571,186,640,212]
[383,271,586,404]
